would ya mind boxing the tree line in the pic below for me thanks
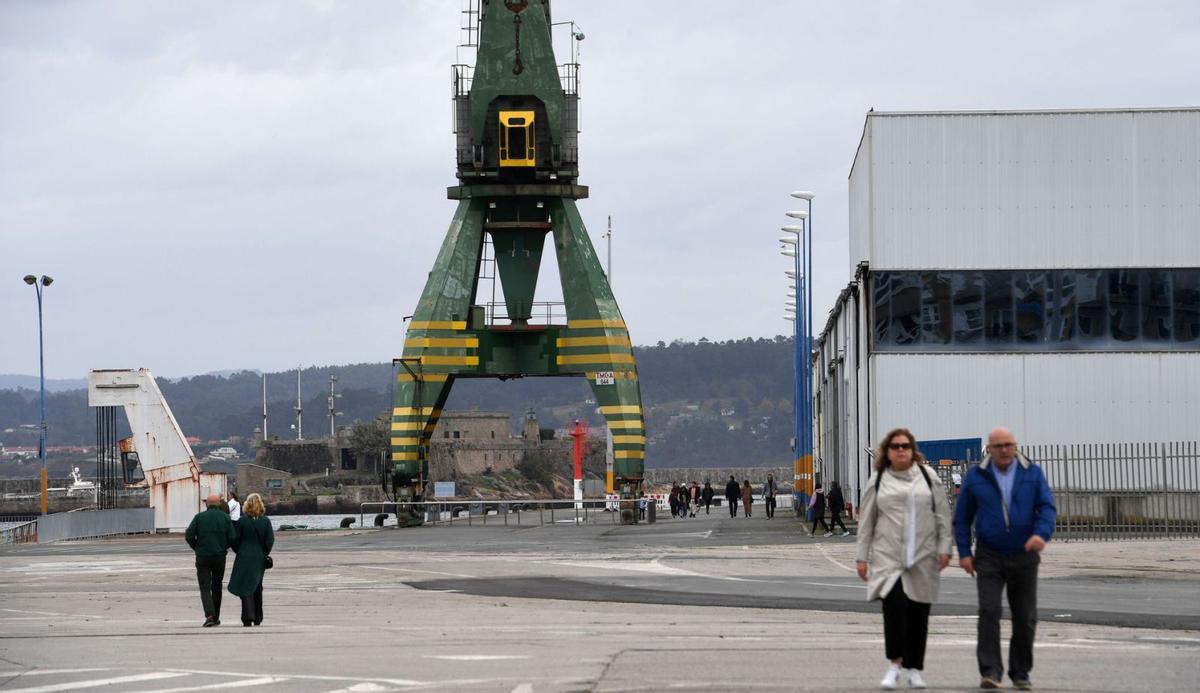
[0,336,796,468]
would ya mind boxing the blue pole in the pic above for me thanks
[806,200,813,479]
[36,282,47,515]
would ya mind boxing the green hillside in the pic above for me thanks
[0,337,796,469]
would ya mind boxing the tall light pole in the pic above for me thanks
[328,375,342,438]
[779,219,807,508]
[23,274,53,515]
[789,190,816,505]
[294,367,303,441]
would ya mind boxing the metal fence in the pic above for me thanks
[1027,441,1200,541]
[361,499,638,528]
[34,508,155,544]
[1,516,39,545]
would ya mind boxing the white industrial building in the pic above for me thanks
[813,108,1200,511]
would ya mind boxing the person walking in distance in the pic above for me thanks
[954,428,1056,691]
[689,482,701,518]
[229,493,274,627]
[828,481,850,536]
[669,484,680,518]
[740,479,754,518]
[725,475,740,518]
[227,492,242,523]
[762,473,778,519]
[701,481,715,515]
[809,483,831,536]
[856,429,953,690]
[185,493,236,627]
[679,483,692,519]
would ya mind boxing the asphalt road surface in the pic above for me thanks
[1,512,1197,691]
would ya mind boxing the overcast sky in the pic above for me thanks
[2,0,1197,379]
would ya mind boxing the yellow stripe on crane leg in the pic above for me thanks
[408,321,467,330]
[601,405,642,416]
[405,337,480,348]
[612,435,646,445]
[606,420,644,430]
[567,319,626,329]
[556,336,631,348]
[393,407,438,416]
[556,353,636,366]
[614,450,644,459]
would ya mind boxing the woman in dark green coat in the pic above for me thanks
[228,493,273,627]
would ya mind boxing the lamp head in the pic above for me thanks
[785,210,808,220]
[781,225,802,233]
[41,276,53,287]
[23,275,37,285]
[790,191,815,201]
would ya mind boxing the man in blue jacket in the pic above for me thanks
[954,427,1056,691]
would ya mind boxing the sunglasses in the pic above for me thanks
[888,442,913,451]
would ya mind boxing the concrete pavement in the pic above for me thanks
[0,512,1197,691]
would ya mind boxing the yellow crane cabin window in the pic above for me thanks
[499,110,536,167]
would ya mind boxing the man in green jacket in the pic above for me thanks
[185,493,236,627]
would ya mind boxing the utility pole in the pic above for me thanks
[327,375,342,438]
[261,373,268,442]
[605,215,612,285]
[294,367,303,441]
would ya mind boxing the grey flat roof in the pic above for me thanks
[865,106,1199,117]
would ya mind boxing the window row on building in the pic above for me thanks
[872,268,1200,351]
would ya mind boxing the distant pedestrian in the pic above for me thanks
[679,484,692,518]
[689,482,700,518]
[724,476,740,518]
[229,493,274,627]
[669,484,680,518]
[762,473,778,519]
[701,481,715,514]
[855,428,952,690]
[828,481,849,536]
[638,493,647,521]
[954,427,1056,691]
[740,480,753,517]
[185,493,236,627]
[227,492,242,523]
[808,484,831,536]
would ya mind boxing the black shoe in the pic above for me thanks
[203,618,217,627]
[253,620,261,626]
[1012,679,1033,690]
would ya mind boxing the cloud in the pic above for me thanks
[2,0,1197,378]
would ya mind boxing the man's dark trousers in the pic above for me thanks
[975,546,1039,682]
[727,499,737,517]
[765,496,776,518]
[196,555,226,620]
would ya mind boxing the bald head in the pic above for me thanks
[987,427,1018,468]
[206,493,221,507]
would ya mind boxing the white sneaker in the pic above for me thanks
[880,664,902,690]
[907,670,927,689]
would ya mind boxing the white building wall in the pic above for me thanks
[870,352,1200,445]
[849,109,1200,271]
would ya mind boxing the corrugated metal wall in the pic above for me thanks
[849,109,1200,271]
[871,352,1200,444]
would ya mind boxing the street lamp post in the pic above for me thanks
[328,375,342,438]
[787,190,816,508]
[23,274,53,515]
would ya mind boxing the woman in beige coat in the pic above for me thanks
[855,428,952,690]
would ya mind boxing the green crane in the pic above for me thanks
[390,0,645,523]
